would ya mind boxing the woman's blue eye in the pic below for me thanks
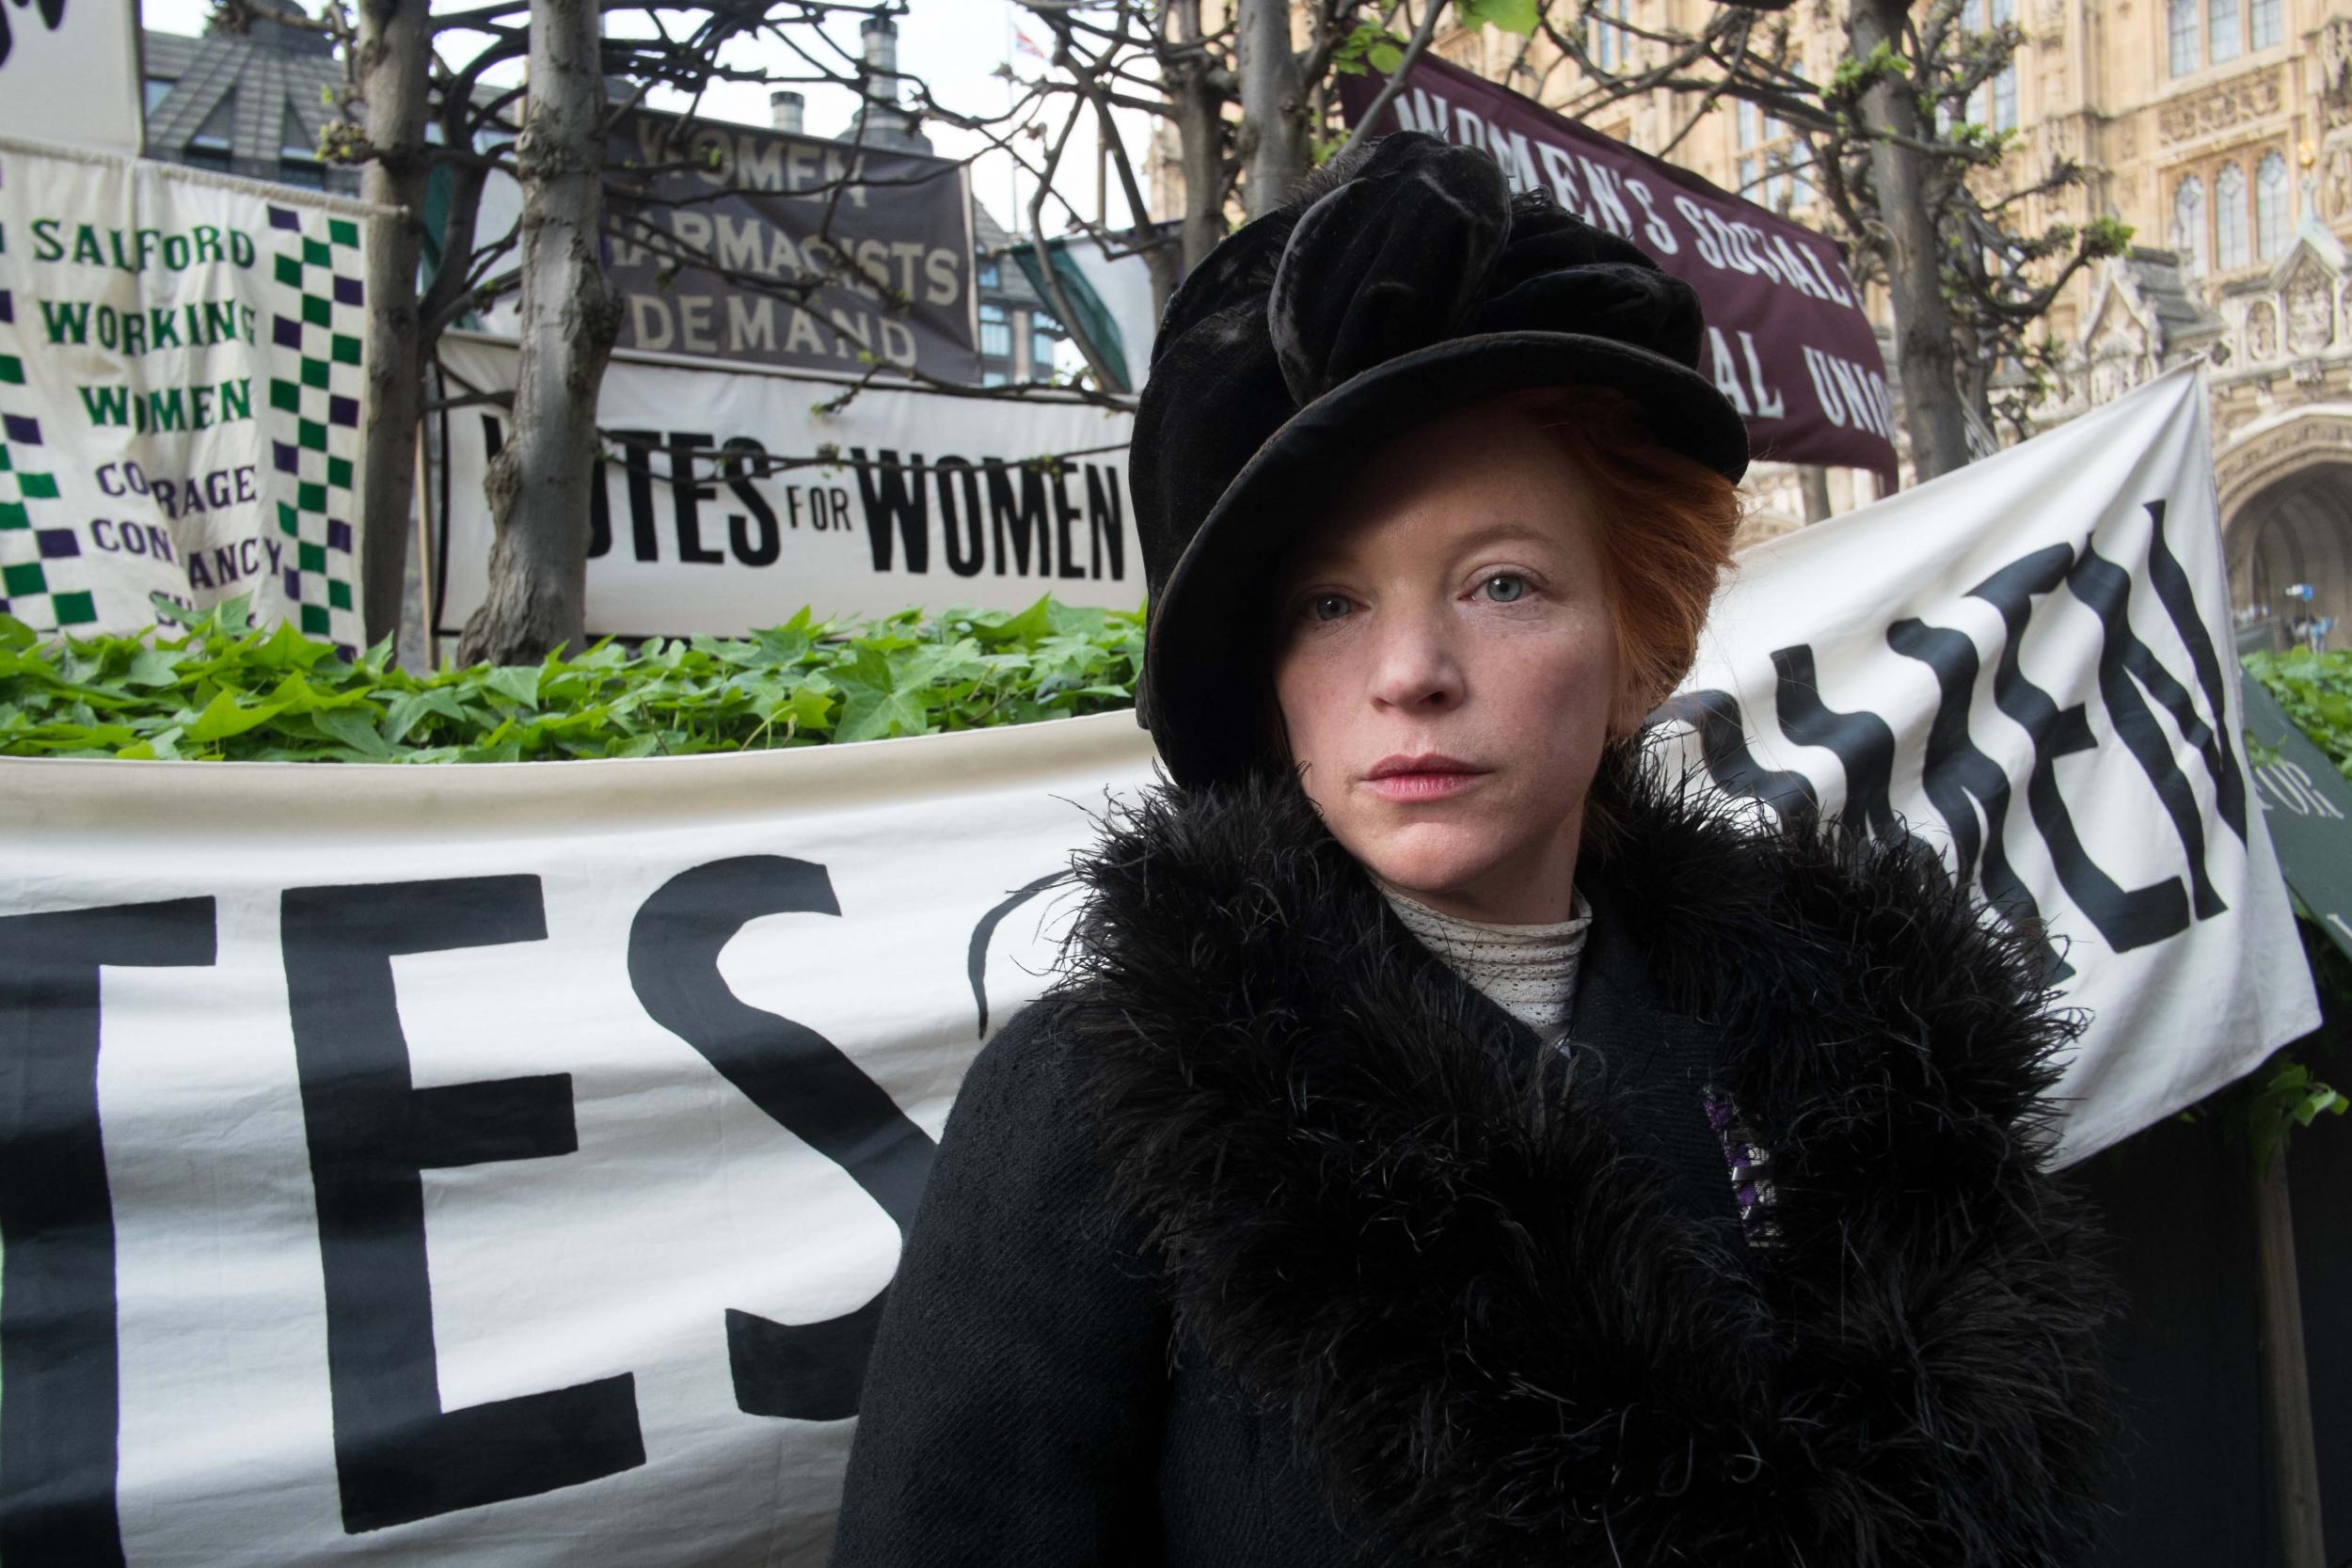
[1481,574,1528,603]
[1306,594,1352,622]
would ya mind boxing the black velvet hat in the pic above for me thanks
[1131,131,1749,788]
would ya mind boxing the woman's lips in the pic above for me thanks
[1361,755,1488,802]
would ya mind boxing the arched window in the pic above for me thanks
[2209,0,2241,64]
[2169,0,2200,73]
[2216,164,2249,269]
[2174,174,2207,273]
[2257,151,2291,259]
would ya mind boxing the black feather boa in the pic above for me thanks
[1053,753,2115,1567]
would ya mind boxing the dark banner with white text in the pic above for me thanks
[603,110,977,382]
[1340,55,1898,479]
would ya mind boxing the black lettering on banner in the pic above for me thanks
[1660,498,2235,975]
[1052,470,1087,580]
[1886,617,2072,980]
[627,858,935,1422]
[2065,539,2230,919]
[1648,688,1820,831]
[280,877,645,1534]
[668,433,725,564]
[1770,644,1899,837]
[588,446,614,560]
[965,871,1071,1037]
[851,447,930,573]
[0,897,216,1568]
[1969,545,2191,953]
[722,437,779,566]
[934,457,986,578]
[1084,465,1126,581]
[617,430,661,561]
[984,460,1051,577]
[2140,499,2251,843]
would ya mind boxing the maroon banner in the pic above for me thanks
[1341,56,1896,478]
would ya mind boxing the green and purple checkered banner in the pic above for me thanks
[0,135,391,650]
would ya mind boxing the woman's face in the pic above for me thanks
[1271,403,1621,926]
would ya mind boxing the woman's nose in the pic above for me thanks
[1367,606,1464,713]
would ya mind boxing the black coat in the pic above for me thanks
[829,757,2113,1567]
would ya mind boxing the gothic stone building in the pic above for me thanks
[1211,0,2352,644]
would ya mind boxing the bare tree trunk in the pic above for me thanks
[354,0,431,650]
[455,0,619,665]
[1173,77,1227,267]
[1801,465,1835,523]
[1163,0,1231,271]
[1237,0,1308,218]
[1850,0,1972,483]
[1141,231,1183,320]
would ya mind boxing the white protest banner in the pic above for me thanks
[0,714,1162,1567]
[1654,364,2315,1159]
[0,137,383,649]
[435,333,1139,639]
[0,0,140,154]
[0,371,2314,1564]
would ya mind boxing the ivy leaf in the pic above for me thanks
[969,595,1057,647]
[311,706,397,759]
[124,648,183,689]
[184,690,292,743]
[778,682,834,736]
[836,685,937,743]
[897,639,988,691]
[485,664,542,710]
[384,689,472,745]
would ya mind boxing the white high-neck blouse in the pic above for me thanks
[1380,887,1593,1041]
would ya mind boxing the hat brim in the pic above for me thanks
[1139,329,1749,788]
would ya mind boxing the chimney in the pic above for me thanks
[861,13,898,85]
[848,11,931,152]
[770,90,804,135]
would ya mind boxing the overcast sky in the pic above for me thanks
[136,0,1148,237]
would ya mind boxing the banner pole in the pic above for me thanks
[2253,1139,2326,1568]
[414,420,438,671]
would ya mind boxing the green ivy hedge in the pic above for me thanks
[2245,646,2352,778]
[0,594,1142,763]
[2236,648,2352,1156]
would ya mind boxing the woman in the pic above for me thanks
[831,134,2111,1566]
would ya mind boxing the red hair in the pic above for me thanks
[1500,387,1742,738]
